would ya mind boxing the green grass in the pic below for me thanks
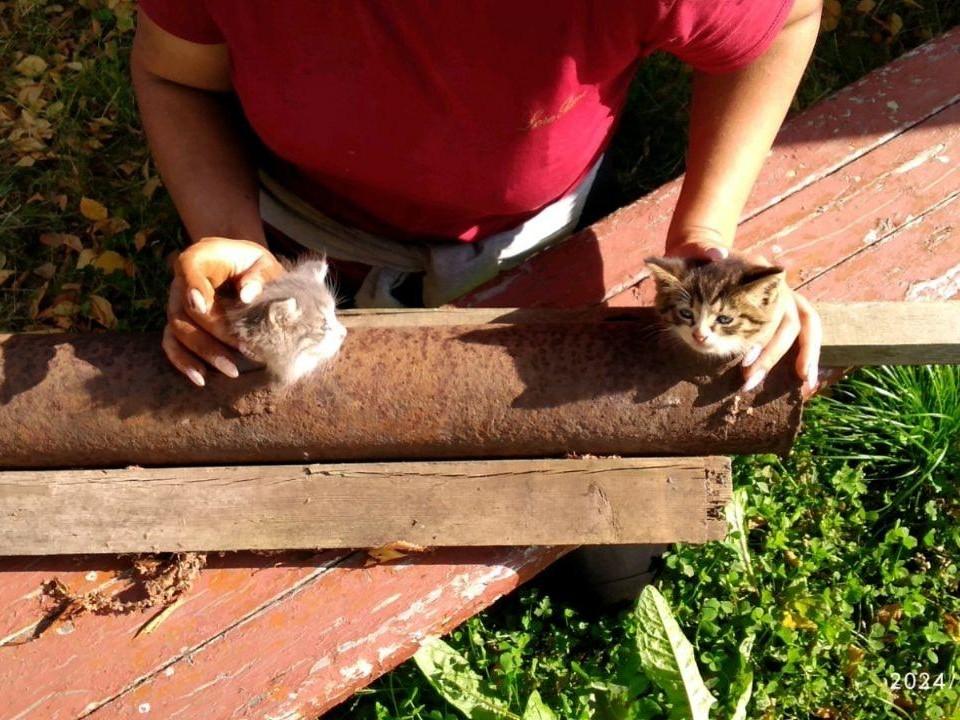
[330,365,960,720]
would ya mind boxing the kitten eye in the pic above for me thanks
[678,308,694,320]
[716,314,734,325]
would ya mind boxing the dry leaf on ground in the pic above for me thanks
[88,294,117,328]
[79,196,109,221]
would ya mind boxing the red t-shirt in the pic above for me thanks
[140,1,792,242]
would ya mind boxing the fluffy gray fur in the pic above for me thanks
[228,257,346,386]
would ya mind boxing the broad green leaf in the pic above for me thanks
[634,586,716,720]
[724,488,756,584]
[413,637,517,720]
[591,681,641,720]
[729,634,755,720]
[522,690,557,720]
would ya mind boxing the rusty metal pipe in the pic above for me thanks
[0,318,802,468]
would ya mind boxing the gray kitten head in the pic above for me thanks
[228,258,347,385]
[644,255,784,358]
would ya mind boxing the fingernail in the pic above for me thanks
[704,247,728,261]
[186,369,205,387]
[742,370,766,392]
[213,357,239,378]
[742,345,762,367]
[240,281,262,304]
[189,289,207,314]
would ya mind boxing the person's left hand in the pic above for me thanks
[667,240,823,399]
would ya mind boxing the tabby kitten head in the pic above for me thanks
[645,256,785,358]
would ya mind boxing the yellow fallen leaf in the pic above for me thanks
[76,248,96,270]
[33,262,56,280]
[79,197,108,221]
[92,250,127,275]
[88,294,117,328]
[39,300,81,319]
[842,644,866,678]
[888,12,903,36]
[133,230,149,252]
[876,603,903,626]
[781,610,817,630]
[94,217,131,237]
[821,0,842,31]
[28,282,49,320]
[15,156,36,168]
[365,541,430,567]
[15,55,48,77]
[0,270,14,287]
[39,233,83,251]
[944,613,960,642]
[142,176,162,199]
[855,0,875,12]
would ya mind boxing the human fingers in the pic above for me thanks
[794,292,823,398]
[236,252,284,304]
[742,292,801,392]
[162,324,207,387]
[665,239,730,261]
[173,247,218,315]
[175,237,281,313]
[168,311,240,378]
[186,295,246,350]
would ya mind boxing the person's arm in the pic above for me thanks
[131,11,264,244]
[132,10,282,386]
[666,0,824,396]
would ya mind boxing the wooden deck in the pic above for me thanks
[461,26,960,309]
[1,27,958,720]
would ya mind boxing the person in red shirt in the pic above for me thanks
[134,0,822,394]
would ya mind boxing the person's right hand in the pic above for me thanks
[163,237,284,386]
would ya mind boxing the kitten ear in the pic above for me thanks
[312,257,329,286]
[268,297,301,326]
[737,265,785,307]
[644,256,689,290]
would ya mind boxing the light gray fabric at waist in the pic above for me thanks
[258,159,600,307]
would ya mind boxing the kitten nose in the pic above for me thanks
[692,329,709,344]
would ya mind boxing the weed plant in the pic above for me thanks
[331,366,960,719]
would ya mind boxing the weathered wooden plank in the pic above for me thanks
[608,95,960,307]
[354,303,960,366]
[458,27,960,308]
[0,547,565,720]
[817,301,960,366]
[0,458,731,556]
[801,194,960,303]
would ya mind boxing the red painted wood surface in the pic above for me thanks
[2,28,959,720]
[607,94,960,307]
[458,26,960,309]
[0,548,564,719]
